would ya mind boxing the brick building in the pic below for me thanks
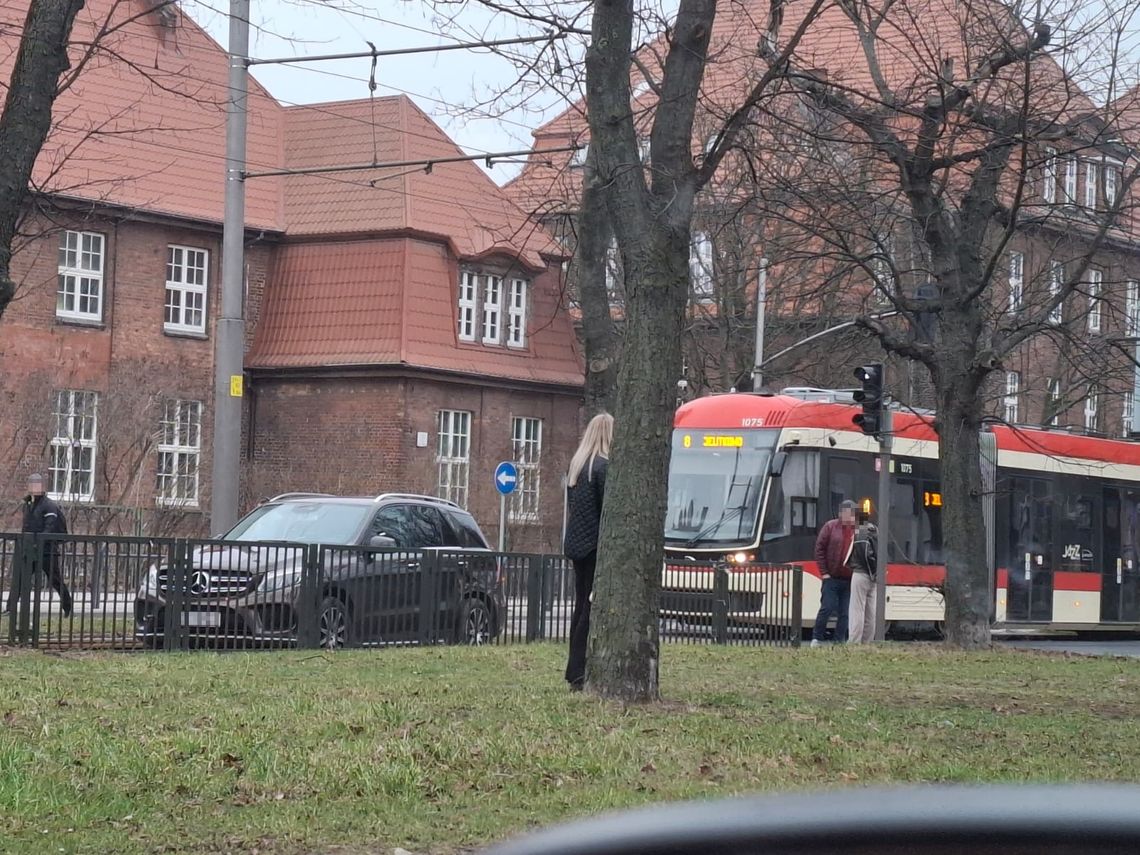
[504,0,1140,438]
[243,98,582,551]
[0,0,583,548]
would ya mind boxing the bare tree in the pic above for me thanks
[744,0,1140,645]
[0,0,86,324]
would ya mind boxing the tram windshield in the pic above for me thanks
[664,429,776,547]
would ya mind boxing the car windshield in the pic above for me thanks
[664,429,776,546]
[224,502,372,545]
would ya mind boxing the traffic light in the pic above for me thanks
[853,363,884,436]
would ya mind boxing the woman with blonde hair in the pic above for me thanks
[562,411,614,690]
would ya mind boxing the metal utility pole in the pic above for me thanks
[751,258,768,389]
[211,0,249,536]
[874,407,892,642]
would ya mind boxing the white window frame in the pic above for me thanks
[637,137,651,164]
[509,416,543,523]
[1087,268,1102,333]
[1042,148,1057,203]
[605,238,621,298]
[1085,160,1099,209]
[437,410,471,508]
[49,390,99,502]
[1003,371,1020,424]
[1047,378,1062,427]
[1124,392,1134,438]
[1127,279,1139,338]
[1084,387,1099,431]
[156,400,202,507]
[1105,162,1119,208]
[56,230,105,323]
[457,270,478,342]
[164,245,209,335]
[690,231,715,303]
[506,278,528,349]
[1048,261,1064,325]
[481,274,504,345]
[1064,158,1078,204]
[1008,251,1024,313]
[569,144,588,168]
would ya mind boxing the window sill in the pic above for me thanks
[48,495,96,505]
[55,316,105,330]
[456,339,531,354]
[163,327,209,341]
[155,500,201,510]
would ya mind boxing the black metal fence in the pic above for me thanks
[1,533,802,652]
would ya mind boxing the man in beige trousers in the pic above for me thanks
[848,511,878,644]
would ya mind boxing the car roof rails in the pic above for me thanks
[373,492,463,509]
[267,492,336,502]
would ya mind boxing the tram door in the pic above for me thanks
[1102,487,1140,623]
[1006,478,1053,623]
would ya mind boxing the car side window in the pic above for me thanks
[405,505,445,549]
[445,512,488,549]
[371,505,414,548]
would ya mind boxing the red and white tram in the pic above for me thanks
[663,390,1140,634]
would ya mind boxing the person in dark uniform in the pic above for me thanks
[562,412,613,691]
[7,474,73,617]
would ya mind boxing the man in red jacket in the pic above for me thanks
[811,499,858,647]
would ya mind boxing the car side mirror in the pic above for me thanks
[769,451,788,478]
[369,535,396,549]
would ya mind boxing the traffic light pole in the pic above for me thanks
[874,407,892,642]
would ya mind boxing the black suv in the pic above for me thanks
[134,493,504,649]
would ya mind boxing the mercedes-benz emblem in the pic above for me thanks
[189,570,212,596]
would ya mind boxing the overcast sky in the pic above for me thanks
[185,0,576,181]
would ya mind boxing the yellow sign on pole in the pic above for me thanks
[229,375,243,397]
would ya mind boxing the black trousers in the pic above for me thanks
[5,552,72,616]
[565,552,597,687]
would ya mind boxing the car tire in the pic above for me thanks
[458,597,494,646]
[318,596,351,650]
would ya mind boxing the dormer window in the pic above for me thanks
[458,268,529,349]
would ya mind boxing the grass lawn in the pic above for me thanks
[0,643,1138,854]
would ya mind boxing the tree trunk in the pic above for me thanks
[936,372,992,648]
[575,152,619,415]
[586,232,688,701]
[0,0,85,323]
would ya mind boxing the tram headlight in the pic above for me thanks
[727,552,754,565]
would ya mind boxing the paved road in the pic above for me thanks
[999,639,1140,659]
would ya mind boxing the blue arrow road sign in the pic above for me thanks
[494,461,518,495]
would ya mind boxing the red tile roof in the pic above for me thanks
[1,0,284,231]
[247,241,404,368]
[248,237,583,387]
[282,96,557,268]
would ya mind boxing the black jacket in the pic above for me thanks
[22,495,68,536]
[563,456,607,561]
[851,523,877,577]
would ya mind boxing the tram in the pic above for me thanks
[663,390,1140,634]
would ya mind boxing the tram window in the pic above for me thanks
[1009,478,1054,568]
[763,451,820,539]
[827,456,862,519]
[1123,491,1140,569]
[1055,491,1097,571]
[890,478,944,564]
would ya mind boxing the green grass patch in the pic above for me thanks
[0,643,1137,854]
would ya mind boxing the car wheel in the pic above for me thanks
[459,597,493,646]
[318,596,351,650]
